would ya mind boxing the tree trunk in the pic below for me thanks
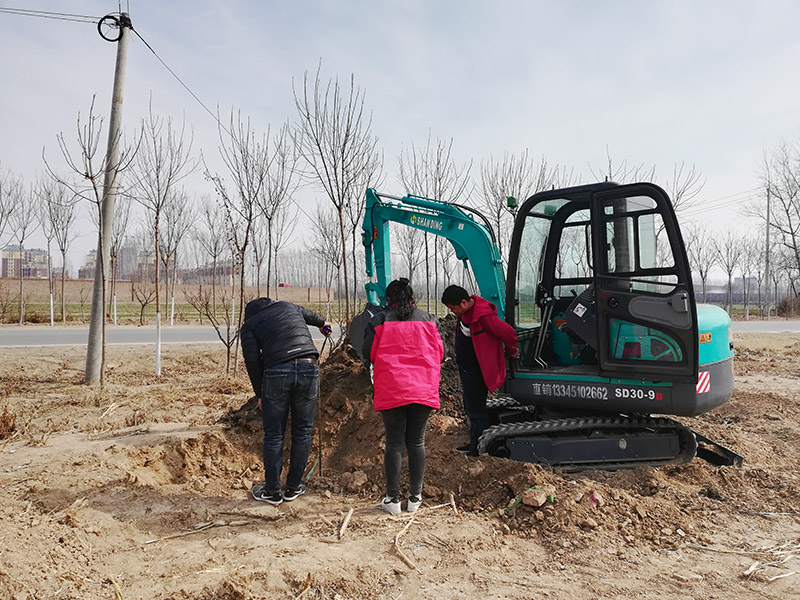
[337,210,351,320]
[61,252,67,324]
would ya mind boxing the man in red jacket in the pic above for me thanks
[442,285,519,456]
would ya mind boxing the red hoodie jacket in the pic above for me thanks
[461,295,519,391]
[363,306,443,411]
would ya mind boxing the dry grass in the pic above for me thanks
[0,405,17,439]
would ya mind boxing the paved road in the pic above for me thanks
[1,321,798,348]
[0,325,341,348]
[730,320,800,334]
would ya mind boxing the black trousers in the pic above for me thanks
[380,403,432,499]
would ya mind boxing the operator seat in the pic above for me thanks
[562,285,598,363]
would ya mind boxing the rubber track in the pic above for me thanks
[477,416,697,471]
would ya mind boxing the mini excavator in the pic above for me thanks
[351,182,743,471]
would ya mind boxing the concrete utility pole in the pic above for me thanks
[765,185,771,319]
[85,13,132,384]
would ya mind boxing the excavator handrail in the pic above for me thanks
[360,188,507,318]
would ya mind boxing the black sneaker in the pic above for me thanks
[283,482,307,502]
[456,443,471,453]
[252,484,283,505]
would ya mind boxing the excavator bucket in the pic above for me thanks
[348,303,383,360]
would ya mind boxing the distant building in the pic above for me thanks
[1,245,49,278]
[181,258,236,285]
[116,241,139,281]
[78,250,97,280]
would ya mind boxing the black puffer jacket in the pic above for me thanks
[240,298,326,398]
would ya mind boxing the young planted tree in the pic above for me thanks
[270,201,298,299]
[129,104,197,376]
[35,178,58,326]
[394,224,424,283]
[45,97,137,384]
[8,180,37,324]
[158,189,194,324]
[0,166,19,245]
[398,134,471,313]
[715,229,744,314]
[478,149,557,260]
[294,65,382,321]
[39,178,79,323]
[131,226,156,325]
[309,203,344,321]
[684,223,717,303]
[255,121,301,298]
[194,196,228,315]
[205,110,271,375]
[759,139,800,286]
[109,194,133,324]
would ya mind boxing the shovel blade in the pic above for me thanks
[348,303,383,360]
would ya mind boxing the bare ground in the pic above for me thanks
[0,332,799,599]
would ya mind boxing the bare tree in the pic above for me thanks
[35,178,59,326]
[294,65,382,321]
[590,149,704,217]
[663,162,706,215]
[39,178,79,323]
[308,203,344,319]
[45,97,137,384]
[131,226,156,325]
[398,134,471,313]
[394,224,424,282]
[250,213,269,295]
[109,194,132,324]
[129,103,197,376]
[8,180,37,324]
[478,149,557,260]
[194,196,228,315]
[589,148,656,184]
[715,229,744,314]
[0,166,19,244]
[184,285,239,374]
[205,110,271,374]
[684,223,717,303]
[759,139,800,287]
[254,121,301,297]
[158,189,194,324]
[738,234,761,320]
[270,201,298,299]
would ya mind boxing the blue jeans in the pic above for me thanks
[459,365,489,454]
[260,361,318,493]
[381,403,432,500]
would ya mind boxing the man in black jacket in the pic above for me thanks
[240,298,332,505]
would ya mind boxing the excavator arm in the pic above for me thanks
[360,188,507,317]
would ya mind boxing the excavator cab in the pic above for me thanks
[503,182,730,418]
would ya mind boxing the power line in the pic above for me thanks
[129,27,231,138]
[683,188,763,217]
[0,7,100,24]
[129,26,315,222]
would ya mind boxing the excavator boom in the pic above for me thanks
[360,188,507,316]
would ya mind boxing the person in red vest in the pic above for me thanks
[363,278,443,515]
[441,285,519,456]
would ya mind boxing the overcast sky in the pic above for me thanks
[1,0,798,272]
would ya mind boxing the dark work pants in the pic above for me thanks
[381,403,432,500]
[459,365,489,454]
[260,361,319,493]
